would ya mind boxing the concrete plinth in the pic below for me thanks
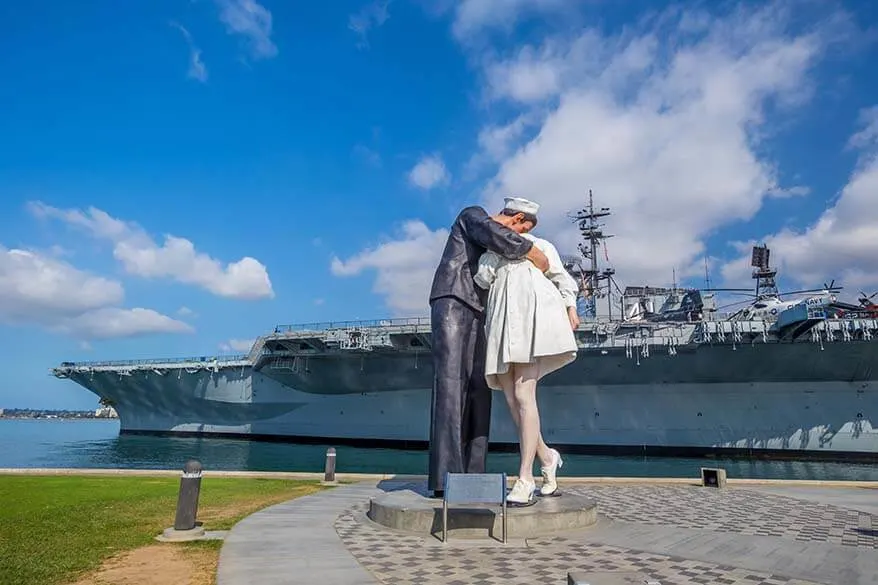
[157,525,206,541]
[155,523,227,543]
[367,485,598,540]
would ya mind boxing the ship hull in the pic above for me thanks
[59,340,878,461]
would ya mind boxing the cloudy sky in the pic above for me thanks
[1,0,877,409]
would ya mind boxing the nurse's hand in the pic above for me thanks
[567,306,580,330]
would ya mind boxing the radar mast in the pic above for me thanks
[568,190,616,319]
[751,244,778,300]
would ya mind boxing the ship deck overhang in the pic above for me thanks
[50,315,878,378]
[51,355,251,379]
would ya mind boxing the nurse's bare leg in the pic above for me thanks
[497,368,520,427]
[512,362,552,482]
[499,367,549,455]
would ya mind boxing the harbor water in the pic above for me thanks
[2,418,878,481]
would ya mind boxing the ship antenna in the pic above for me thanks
[750,243,778,300]
[704,256,712,290]
[568,189,615,319]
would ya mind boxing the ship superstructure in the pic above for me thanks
[51,194,878,460]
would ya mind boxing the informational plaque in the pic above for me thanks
[441,472,508,543]
[444,472,506,504]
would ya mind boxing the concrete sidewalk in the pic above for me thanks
[216,482,383,585]
[216,479,878,585]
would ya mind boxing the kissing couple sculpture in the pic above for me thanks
[426,196,580,506]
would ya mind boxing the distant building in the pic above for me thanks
[95,406,118,418]
[0,408,4,417]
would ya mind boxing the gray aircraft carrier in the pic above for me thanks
[51,193,878,460]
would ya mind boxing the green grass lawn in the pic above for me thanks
[0,474,324,585]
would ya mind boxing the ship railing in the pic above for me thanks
[271,312,752,334]
[812,317,878,339]
[702,311,740,321]
[272,317,431,334]
[54,354,250,369]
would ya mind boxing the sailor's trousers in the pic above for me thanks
[427,296,492,493]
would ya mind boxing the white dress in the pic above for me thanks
[474,233,580,390]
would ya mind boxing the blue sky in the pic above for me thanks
[1,0,877,410]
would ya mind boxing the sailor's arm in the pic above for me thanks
[459,207,549,271]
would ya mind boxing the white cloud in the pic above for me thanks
[722,105,878,296]
[477,115,532,161]
[477,3,847,287]
[766,185,811,198]
[330,220,449,316]
[349,1,391,49]
[0,245,191,340]
[28,202,274,300]
[219,338,254,352]
[189,48,208,82]
[215,0,277,60]
[55,308,193,340]
[848,105,878,152]
[353,144,382,167]
[408,154,450,190]
[450,0,570,40]
[171,22,208,82]
[465,113,538,177]
[0,246,123,321]
[336,3,862,314]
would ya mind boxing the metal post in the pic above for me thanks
[502,496,507,544]
[442,499,448,543]
[173,459,203,531]
[324,447,336,483]
[501,471,508,544]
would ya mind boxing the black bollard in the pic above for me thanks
[173,459,203,531]
[324,447,336,483]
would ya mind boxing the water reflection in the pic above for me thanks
[2,419,877,481]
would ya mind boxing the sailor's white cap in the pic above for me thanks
[504,196,540,216]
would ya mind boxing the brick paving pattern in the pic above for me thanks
[336,506,815,585]
[334,484,877,585]
[569,485,877,549]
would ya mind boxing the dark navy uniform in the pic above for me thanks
[427,206,534,493]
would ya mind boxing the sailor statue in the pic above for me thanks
[426,198,548,497]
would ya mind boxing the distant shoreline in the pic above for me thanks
[0,415,118,421]
[0,407,118,421]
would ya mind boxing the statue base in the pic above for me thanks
[367,482,598,540]
[156,525,206,542]
[154,522,227,542]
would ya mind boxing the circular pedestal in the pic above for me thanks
[367,486,598,540]
[157,525,206,542]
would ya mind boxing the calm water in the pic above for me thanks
[2,418,878,481]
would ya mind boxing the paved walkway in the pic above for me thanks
[216,482,382,584]
[216,479,878,585]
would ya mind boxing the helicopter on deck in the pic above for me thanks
[723,244,843,322]
[830,291,878,318]
[858,291,878,317]
[726,286,840,321]
[620,245,847,324]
